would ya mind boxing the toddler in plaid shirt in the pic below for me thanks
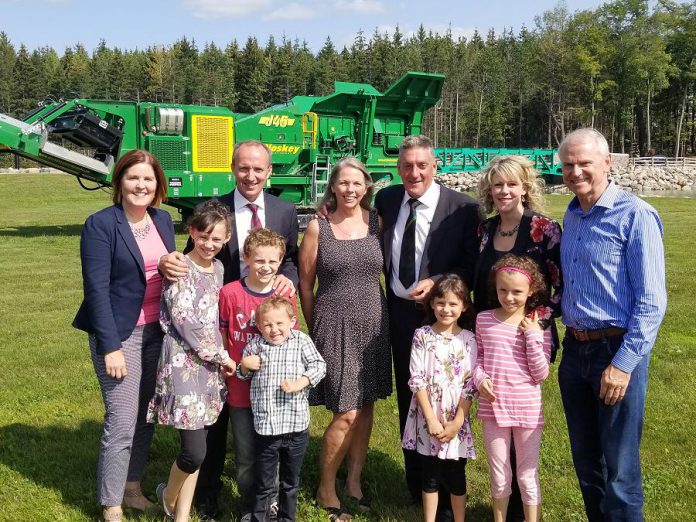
[239,296,326,522]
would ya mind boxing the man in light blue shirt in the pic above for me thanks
[558,128,666,522]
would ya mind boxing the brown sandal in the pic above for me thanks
[122,488,155,511]
[102,507,122,522]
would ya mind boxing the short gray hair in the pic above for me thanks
[399,135,435,160]
[558,128,610,157]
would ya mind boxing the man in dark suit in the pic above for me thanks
[160,140,299,521]
[375,135,481,521]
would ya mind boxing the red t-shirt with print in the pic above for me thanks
[218,279,298,407]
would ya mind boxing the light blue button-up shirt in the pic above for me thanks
[561,182,667,373]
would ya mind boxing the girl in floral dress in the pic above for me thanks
[402,274,477,522]
[147,200,237,521]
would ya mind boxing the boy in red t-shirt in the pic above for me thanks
[218,228,298,520]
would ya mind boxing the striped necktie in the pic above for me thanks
[399,198,421,289]
[247,203,262,230]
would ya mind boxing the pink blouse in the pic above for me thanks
[135,225,168,326]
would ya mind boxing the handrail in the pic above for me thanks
[629,157,696,167]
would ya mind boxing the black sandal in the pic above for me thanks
[348,495,371,513]
[319,505,352,521]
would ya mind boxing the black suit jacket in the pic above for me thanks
[187,190,299,286]
[375,183,482,292]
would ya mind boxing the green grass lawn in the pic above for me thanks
[0,173,694,521]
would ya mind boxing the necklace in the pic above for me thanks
[129,214,151,241]
[497,223,520,237]
[333,215,365,239]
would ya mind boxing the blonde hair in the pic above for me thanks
[477,155,545,214]
[242,228,286,259]
[319,157,373,213]
[256,296,295,320]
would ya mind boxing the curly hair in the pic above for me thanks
[187,199,233,236]
[242,227,286,259]
[477,155,545,215]
[488,254,549,314]
[424,273,475,331]
[256,295,295,321]
[319,157,374,213]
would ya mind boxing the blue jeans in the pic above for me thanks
[252,430,309,522]
[558,334,649,522]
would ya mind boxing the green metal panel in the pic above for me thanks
[434,148,563,178]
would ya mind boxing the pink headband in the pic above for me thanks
[496,266,532,284]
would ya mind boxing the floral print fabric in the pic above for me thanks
[147,257,230,430]
[402,326,477,460]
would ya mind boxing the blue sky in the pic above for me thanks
[1,0,607,53]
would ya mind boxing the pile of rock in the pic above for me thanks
[610,165,696,192]
[0,167,55,174]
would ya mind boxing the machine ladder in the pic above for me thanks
[311,154,331,202]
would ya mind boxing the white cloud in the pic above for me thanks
[182,0,273,19]
[334,0,385,14]
[264,2,319,20]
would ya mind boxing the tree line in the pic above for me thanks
[1,0,695,157]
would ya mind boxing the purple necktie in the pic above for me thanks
[247,203,262,230]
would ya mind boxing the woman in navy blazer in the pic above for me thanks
[73,150,175,522]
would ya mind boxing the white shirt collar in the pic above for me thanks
[400,180,440,209]
[234,189,266,211]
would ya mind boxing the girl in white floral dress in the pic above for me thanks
[147,200,236,521]
[402,274,477,522]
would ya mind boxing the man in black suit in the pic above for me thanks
[375,135,481,520]
[160,140,299,521]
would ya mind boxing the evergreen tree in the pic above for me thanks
[0,32,16,114]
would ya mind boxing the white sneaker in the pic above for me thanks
[270,501,279,520]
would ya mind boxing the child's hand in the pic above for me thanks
[222,359,237,377]
[437,419,463,443]
[426,416,445,437]
[280,376,309,393]
[479,378,496,402]
[520,310,541,332]
[242,354,261,372]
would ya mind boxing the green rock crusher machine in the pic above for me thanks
[0,71,444,222]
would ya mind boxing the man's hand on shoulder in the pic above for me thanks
[409,277,439,303]
[159,251,189,282]
[273,274,296,297]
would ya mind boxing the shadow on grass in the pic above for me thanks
[296,435,491,521]
[0,424,491,521]
[0,421,103,519]
[0,224,84,237]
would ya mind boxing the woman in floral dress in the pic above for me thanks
[147,200,236,520]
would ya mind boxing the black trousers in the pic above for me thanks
[252,430,309,522]
[195,402,229,502]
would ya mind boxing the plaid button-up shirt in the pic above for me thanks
[239,330,326,436]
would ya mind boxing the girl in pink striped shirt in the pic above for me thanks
[473,254,552,522]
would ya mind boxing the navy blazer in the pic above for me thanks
[73,204,176,354]
[186,190,300,286]
[375,183,482,291]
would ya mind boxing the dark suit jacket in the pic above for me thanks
[73,204,176,354]
[198,190,299,286]
[375,183,482,292]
